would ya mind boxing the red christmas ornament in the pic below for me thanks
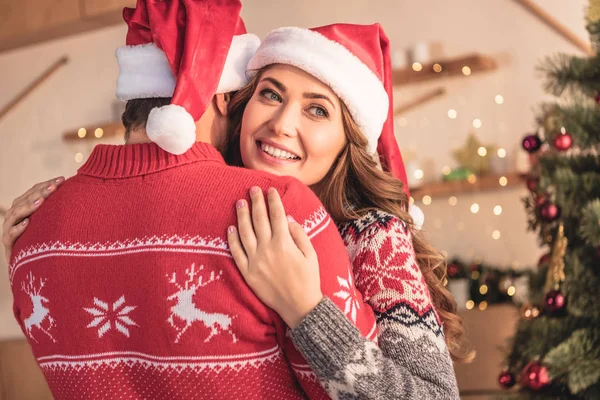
[553,133,573,151]
[535,194,548,207]
[469,263,480,272]
[447,264,460,278]
[521,361,550,391]
[539,201,561,222]
[595,93,600,104]
[544,290,566,312]
[538,252,551,267]
[526,177,538,192]
[522,134,542,153]
[498,371,516,389]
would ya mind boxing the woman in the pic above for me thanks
[3,24,471,399]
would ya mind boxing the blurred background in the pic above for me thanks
[0,0,594,399]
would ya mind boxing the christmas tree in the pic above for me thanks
[498,2,600,399]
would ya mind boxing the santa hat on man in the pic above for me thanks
[115,0,260,155]
[247,24,424,228]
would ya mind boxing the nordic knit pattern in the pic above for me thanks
[9,142,377,400]
[291,209,459,399]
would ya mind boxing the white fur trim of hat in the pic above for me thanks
[116,34,260,101]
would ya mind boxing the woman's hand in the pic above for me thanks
[2,176,65,262]
[227,186,323,329]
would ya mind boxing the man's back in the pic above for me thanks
[10,143,376,399]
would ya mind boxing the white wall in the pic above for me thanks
[0,0,589,339]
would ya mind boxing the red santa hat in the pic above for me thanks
[115,0,259,155]
[248,24,425,228]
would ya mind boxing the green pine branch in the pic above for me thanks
[538,54,600,97]
[579,200,600,246]
[544,329,600,394]
[537,103,600,147]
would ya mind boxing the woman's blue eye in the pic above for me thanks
[309,106,329,118]
[260,89,281,102]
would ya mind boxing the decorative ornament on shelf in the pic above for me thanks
[522,134,542,153]
[442,167,474,182]
[539,201,561,222]
[447,263,461,278]
[498,370,516,389]
[452,132,498,176]
[520,361,550,391]
[552,132,573,151]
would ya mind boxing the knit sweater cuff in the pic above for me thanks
[291,296,364,374]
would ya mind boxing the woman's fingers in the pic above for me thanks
[227,225,249,276]
[266,188,289,239]
[2,218,29,262]
[287,216,317,259]
[12,177,64,207]
[235,198,257,256]
[2,197,44,239]
[249,187,272,242]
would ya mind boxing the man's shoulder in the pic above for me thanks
[212,165,319,204]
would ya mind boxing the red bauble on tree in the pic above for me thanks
[595,93,600,104]
[498,370,516,389]
[539,201,561,222]
[521,361,550,391]
[553,132,573,151]
[544,289,566,313]
[535,193,548,207]
[526,177,538,192]
[538,252,551,267]
[522,134,542,153]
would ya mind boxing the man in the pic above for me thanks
[8,1,376,399]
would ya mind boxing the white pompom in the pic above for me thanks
[146,104,196,155]
[409,204,424,230]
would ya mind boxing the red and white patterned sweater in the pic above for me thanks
[9,142,376,400]
[289,209,458,400]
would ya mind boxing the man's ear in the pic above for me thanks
[214,92,232,116]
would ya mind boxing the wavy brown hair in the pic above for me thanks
[226,66,474,363]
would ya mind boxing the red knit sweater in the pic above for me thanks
[10,142,376,400]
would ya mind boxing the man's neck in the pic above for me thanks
[127,129,152,145]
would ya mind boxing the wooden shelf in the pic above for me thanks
[393,53,497,86]
[394,87,446,115]
[410,172,525,198]
[63,121,124,142]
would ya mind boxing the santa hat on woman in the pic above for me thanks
[247,23,424,228]
[115,0,260,155]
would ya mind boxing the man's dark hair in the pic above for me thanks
[121,97,171,141]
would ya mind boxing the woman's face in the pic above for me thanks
[239,64,347,186]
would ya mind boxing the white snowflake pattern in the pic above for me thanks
[83,296,138,338]
[333,268,361,323]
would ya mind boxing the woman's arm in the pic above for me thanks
[292,297,459,400]
[227,190,459,400]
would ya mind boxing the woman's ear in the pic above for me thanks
[215,93,232,116]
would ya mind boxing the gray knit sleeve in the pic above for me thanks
[291,297,459,400]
